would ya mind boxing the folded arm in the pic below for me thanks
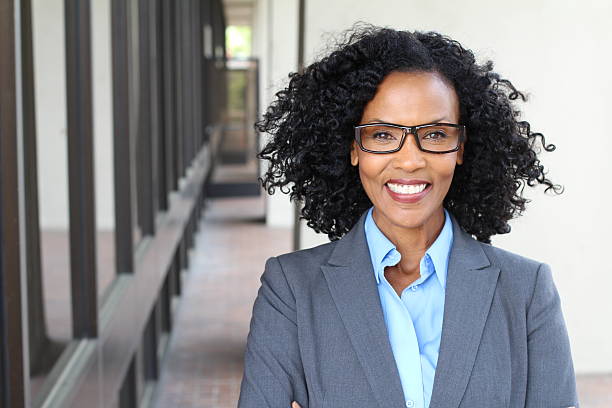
[525,263,578,407]
[238,257,309,408]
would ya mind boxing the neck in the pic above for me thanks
[372,207,445,276]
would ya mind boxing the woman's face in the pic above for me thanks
[351,70,464,232]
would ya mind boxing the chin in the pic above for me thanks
[376,204,433,229]
[392,215,431,230]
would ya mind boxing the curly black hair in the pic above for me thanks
[257,24,562,243]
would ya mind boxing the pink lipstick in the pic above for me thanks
[385,179,432,204]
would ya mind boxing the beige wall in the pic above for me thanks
[253,0,299,227]
[256,0,612,373]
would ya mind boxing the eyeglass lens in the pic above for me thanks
[359,125,460,152]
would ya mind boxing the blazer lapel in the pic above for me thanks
[321,213,406,408]
[429,217,500,408]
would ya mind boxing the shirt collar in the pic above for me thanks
[364,207,454,289]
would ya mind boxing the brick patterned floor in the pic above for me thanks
[152,196,612,408]
[152,196,291,408]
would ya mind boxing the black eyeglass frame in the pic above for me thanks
[353,122,467,154]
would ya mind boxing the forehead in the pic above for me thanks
[361,71,460,124]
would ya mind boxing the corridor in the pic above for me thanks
[152,196,291,407]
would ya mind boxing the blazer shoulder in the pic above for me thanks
[477,240,552,305]
[451,213,544,284]
[479,241,543,272]
[272,240,337,280]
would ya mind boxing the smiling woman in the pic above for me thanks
[351,72,462,238]
[239,25,577,408]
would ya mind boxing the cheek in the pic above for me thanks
[432,156,459,184]
[356,157,390,204]
[357,155,388,182]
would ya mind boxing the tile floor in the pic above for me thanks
[152,196,291,407]
[152,196,612,408]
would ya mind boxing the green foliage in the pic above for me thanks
[226,26,251,58]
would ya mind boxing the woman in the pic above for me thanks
[239,26,577,408]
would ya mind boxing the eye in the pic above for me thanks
[422,130,449,141]
[371,131,397,140]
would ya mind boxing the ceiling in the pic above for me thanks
[223,0,256,27]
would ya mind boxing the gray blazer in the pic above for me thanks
[238,212,578,408]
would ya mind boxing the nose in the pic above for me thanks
[391,131,426,171]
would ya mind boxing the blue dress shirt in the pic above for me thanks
[364,207,453,408]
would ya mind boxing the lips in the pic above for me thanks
[384,179,432,203]
[386,178,431,186]
[387,182,428,194]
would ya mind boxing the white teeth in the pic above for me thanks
[387,183,428,195]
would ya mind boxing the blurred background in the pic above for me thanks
[0,0,610,407]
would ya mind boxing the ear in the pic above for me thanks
[350,141,359,166]
[456,140,465,165]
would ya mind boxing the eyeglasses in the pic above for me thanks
[354,122,466,154]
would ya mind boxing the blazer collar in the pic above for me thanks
[322,210,500,408]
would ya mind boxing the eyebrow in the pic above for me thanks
[365,117,451,125]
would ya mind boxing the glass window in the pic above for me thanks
[128,0,143,246]
[92,0,117,301]
[30,0,74,400]
[226,25,251,59]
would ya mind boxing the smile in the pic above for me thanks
[384,181,432,203]
[387,182,427,194]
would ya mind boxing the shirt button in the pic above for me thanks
[411,285,418,291]
[405,400,415,408]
